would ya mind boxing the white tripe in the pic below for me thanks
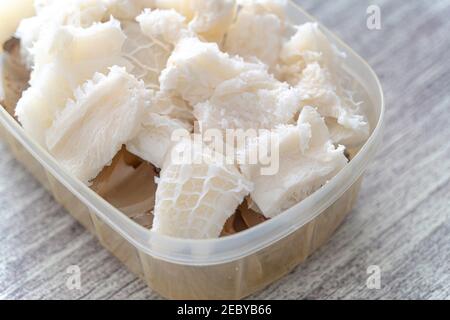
[16,0,111,67]
[127,112,193,169]
[296,63,369,147]
[188,0,237,43]
[240,106,348,218]
[5,0,372,239]
[122,9,189,90]
[278,22,343,83]
[278,23,369,147]
[46,66,150,185]
[159,36,266,106]
[155,0,237,43]
[193,68,301,134]
[153,137,253,239]
[15,18,127,145]
[225,0,287,68]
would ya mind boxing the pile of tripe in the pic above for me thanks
[2,0,370,239]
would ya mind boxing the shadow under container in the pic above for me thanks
[0,1,384,299]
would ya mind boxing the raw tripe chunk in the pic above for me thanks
[33,17,127,75]
[105,0,156,20]
[296,63,369,147]
[122,9,195,122]
[121,21,162,89]
[33,0,155,21]
[188,0,237,43]
[46,66,150,185]
[127,113,192,169]
[194,68,301,134]
[34,0,106,14]
[0,0,35,53]
[278,22,343,84]
[154,0,193,17]
[236,0,287,18]
[15,18,127,145]
[159,36,263,105]
[240,106,348,218]
[127,9,192,88]
[225,0,286,68]
[16,0,156,67]
[281,22,334,64]
[325,117,368,148]
[153,138,253,239]
[155,0,236,43]
[16,0,111,67]
[122,9,189,89]
[278,23,369,147]
[138,8,190,44]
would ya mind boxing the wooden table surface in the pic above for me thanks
[1,0,449,300]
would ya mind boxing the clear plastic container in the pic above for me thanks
[0,1,384,299]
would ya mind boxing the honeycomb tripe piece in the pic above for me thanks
[188,0,237,43]
[149,91,194,123]
[153,138,253,239]
[121,21,163,89]
[159,36,263,105]
[224,0,286,68]
[127,113,193,169]
[126,8,193,89]
[278,22,344,84]
[296,63,369,147]
[122,9,189,90]
[15,18,127,146]
[194,68,301,134]
[16,0,111,67]
[240,106,348,218]
[122,10,195,120]
[0,0,35,53]
[46,66,150,185]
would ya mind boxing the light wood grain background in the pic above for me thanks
[1,0,449,300]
